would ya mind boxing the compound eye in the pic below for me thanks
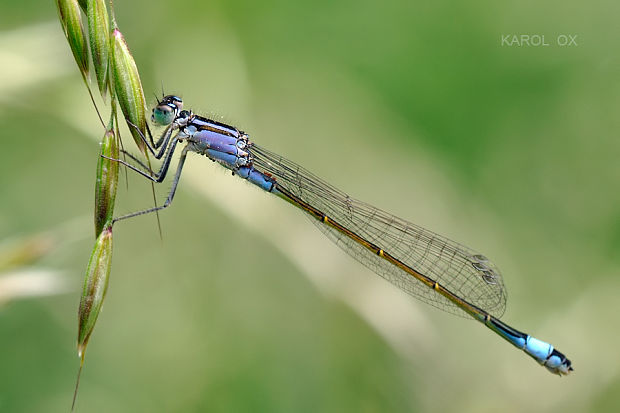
[160,95,183,111]
[152,103,176,125]
[169,96,183,111]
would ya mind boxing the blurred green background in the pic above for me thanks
[1,0,619,412]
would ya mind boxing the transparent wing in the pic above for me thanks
[250,144,507,318]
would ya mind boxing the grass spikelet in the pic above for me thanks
[87,0,111,98]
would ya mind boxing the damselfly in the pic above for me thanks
[109,95,573,376]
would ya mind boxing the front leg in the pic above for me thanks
[102,137,181,183]
[112,145,190,223]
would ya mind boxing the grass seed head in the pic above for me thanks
[111,28,148,154]
[77,226,113,359]
[94,125,119,236]
[56,0,90,79]
[87,0,111,98]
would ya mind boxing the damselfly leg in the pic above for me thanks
[125,120,177,159]
[104,95,190,222]
[104,143,188,223]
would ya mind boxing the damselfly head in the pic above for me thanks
[152,95,183,126]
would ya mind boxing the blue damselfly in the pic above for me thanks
[109,95,573,376]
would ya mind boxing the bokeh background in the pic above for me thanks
[1,1,619,412]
